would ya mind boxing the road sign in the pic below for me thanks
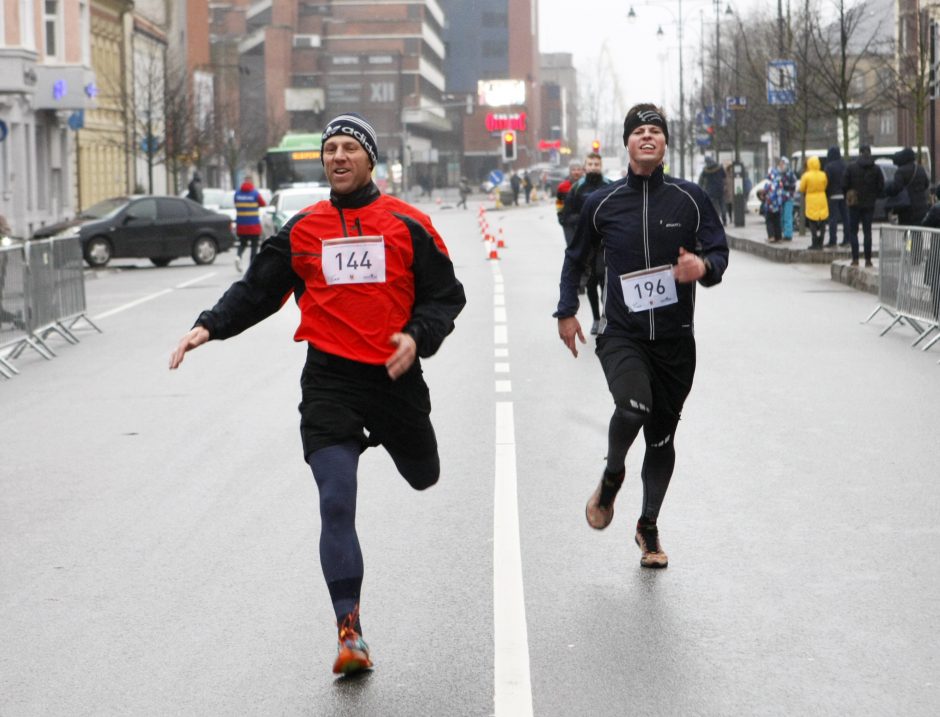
[767,60,797,105]
[488,169,504,186]
[726,96,748,111]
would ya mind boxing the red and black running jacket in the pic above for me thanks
[195,182,466,365]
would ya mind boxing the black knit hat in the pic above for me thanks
[321,113,379,167]
[622,104,669,145]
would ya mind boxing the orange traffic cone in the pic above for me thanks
[488,243,500,260]
[497,228,506,248]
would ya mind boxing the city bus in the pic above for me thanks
[262,133,327,190]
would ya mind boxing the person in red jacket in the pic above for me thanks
[233,176,266,272]
[169,113,466,676]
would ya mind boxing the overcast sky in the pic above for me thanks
[538,0,768,116]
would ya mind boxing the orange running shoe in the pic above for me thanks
[332,609,373,675]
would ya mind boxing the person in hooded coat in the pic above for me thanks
[798,156,829,249]
[842,145,885,267]
[697,156,726,224]
[824,146,847,247]
[885,147,930,227]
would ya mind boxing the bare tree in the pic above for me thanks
[577,41,625,159]
[892,1,931,159]
[807,0,895,155]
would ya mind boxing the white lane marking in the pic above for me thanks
[495,348,509,358]
[93,289,172,320]
[494,401,533,717]
[495,362,510,373]
[175,272,217,289]
[495,380,512,392]
[494,307,507,323]
[92,272,218,320]
[495,325,508,345]
[494,294,506,306]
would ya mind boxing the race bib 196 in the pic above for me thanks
[619,265,678,312]
[321,236,386,285]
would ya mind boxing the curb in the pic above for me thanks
[726,230,880,294]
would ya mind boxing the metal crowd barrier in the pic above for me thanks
[0,236,101,378]
[0,242,27,378]
[865,225,940,360]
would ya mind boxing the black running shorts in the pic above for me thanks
[298,346,438,460]
[595,335,696,443]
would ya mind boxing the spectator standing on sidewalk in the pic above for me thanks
[885,147,930,227]
[779,158,798,241]
[169,112,466,676]
[697,156,726,224]
[824,145,848,247]
[763,166,786,243]
[842,145,884,267]
[722,161,734,226]
[799,156,829,249]
[555,103,728,569]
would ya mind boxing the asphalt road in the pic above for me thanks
[2,199,938,716]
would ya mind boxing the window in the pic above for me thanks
[128,198,158,220]
[43,0,61,59]
[879,111,895,136]
[158,199,190,220]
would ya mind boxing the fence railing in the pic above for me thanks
[0,237,101,379]
[865,226,940,361]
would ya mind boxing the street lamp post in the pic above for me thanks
[711,1,734,161]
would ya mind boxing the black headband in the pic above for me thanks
[623,109,669,144]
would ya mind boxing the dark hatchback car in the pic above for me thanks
[33,196,234,268]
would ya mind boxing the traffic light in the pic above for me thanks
[501,131,517,162]
[591,139,601,153]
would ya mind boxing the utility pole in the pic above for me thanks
[777,0,789,159]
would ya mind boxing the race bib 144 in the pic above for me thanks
[321,236,386,285]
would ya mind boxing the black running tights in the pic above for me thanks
[606,406,678,522]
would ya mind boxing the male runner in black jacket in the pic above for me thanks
[555,103,728,568]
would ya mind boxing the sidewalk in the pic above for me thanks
[725,212,880,295]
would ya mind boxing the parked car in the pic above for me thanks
[33,196,234,268]
[261,186,331,236]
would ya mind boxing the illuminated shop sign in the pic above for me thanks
[485,112,527,132]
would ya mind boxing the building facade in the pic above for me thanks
[75,0,133,211]
[540,52,578,161]
[1,0,97,237]
[440,0,541,181]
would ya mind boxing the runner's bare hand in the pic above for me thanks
[386,332,417,380]
[558,316,585,358]
[169,326,210,369]
[673,247,706,283]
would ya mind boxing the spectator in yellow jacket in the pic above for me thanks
[799,155,829,249]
